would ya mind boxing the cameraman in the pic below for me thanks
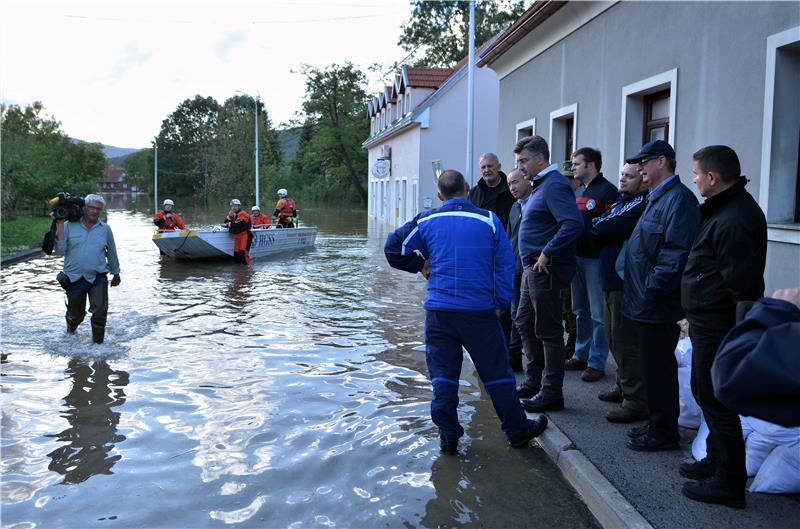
[55,194,121,344]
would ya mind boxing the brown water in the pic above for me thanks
[0,200,597,529]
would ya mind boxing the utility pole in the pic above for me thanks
[153,140,158,213]
[255,95,260,209]
[466,0,475,186]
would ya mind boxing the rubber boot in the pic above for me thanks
[92,325,105,344]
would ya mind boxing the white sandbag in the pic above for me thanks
[747,417,800,444]
[691,416,754,462]
[749,441,800,494]
[675,337,693,368]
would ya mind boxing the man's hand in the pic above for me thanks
[421,260,431,279]
[772,288,800,308]
[111,274,121,287]
[533,252,550,274]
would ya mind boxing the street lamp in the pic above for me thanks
[235,90,260,209]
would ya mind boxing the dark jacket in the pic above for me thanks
[681,178,767,330]
[623,176,700,323]
[589,191,648,291]
[518,168,583,264]
[712,297,800,427]
[575,173,619,258]
[505,198,527,270]
[469,172,514,230]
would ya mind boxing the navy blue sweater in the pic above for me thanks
[590,191,648,291]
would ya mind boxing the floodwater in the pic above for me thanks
[1,199,598,529]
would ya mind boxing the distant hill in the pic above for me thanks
[70,138,143,160]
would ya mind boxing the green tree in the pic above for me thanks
[293,63,369,204]
[398,0,527,67]
[156,95,219,198]
[209,95,281,205]
[121,149,153,194]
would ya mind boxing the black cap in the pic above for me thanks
[625,139,675,164]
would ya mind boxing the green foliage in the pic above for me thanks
[399,0,527,67]
[121,149,153,193]
[291,63,369,205]
[0,214,53,256]
[1,102,105,212]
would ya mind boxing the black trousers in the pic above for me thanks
[636,321,680,440]
[689,322,747,489]
[65,275,108,333]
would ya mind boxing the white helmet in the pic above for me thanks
[277,188,288,197]
[163,199,174,206]
[230,199,241,205]
[251,206,260,211]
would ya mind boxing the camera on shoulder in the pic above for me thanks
[49,192,85,222]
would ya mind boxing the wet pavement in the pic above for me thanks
[1,201,598,529]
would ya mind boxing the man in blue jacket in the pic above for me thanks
[513,136,584,413]
[624,140,700,452]
[384,169,548,454]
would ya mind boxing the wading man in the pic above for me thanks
[224,199,252,264]
[55,194,121,344]
[385,169,548,454]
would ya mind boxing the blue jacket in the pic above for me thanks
[623,176,700,323]
[384,197,515,312]
[518,168,583,264]
[712,297,800,427]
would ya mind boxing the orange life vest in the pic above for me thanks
[251,212,270,227]
[276,198,296,218]
[154,211,186,231]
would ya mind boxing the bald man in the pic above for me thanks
[469,153,514,229]
[506,169,533,371]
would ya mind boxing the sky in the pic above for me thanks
[0,0,413,148]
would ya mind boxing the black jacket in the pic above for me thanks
[589,191,648,291]
[469,172,513,230]
[506,198,526,270]
[681,178,767,330]
[575,173,619,258]
[623,176,700,323]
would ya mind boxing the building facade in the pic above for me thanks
[479,0,800,293]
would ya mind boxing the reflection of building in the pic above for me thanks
[47,360,128,484]
[479,1,800,293]
[364,49,500,228]
[101,165,133,194]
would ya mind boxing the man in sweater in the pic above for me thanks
[565,148,619,382]
[513,136,583,412]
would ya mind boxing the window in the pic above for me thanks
[395,179,401,225]
[401,179,408,223]
[643,90,670,143]
[412,180,418,216]
[516,118,536,141]
[550,104,578,164]
[619,69,677,172]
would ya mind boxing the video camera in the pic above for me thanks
[49,192,85,222]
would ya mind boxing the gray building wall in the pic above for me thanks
[494,1,800,294]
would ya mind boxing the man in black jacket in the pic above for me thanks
[623,140,700,452]
[505,169,533,371]
[679,145,767,509]
[469,153,514,229]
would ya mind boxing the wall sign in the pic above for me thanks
[371,159,390,178]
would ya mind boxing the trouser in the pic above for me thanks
[515,261,576,398]
[65,275,108,336]
[604,291,647,412]
[637,320,680,440]
[233,231,250,264]
[279,217,295,228]
[689,322,747,490]
[508,265,523,356]
[562,285,577,358]
[424,310,527,442]
[571,256,609,370]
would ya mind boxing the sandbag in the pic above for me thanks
[675,337,702,429]
[749,440,800,494]
[691,416,754,462]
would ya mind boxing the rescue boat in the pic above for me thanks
[152,225,318,260]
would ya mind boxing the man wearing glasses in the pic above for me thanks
[55,194,121,344]
[622,140,699,452]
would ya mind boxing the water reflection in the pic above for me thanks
[46,360,128,484]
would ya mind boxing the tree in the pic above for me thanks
[398,0,527,67]
[293,63,369,204]
[121,149,152,194]
[156,95,219,198]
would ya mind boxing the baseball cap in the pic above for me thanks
[625,140,676,164]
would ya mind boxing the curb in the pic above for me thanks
[530,412,654,529]
[1,247,44,267]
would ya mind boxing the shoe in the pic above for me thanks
[66,323,78,334]
[598,387,623,403]
[627,424,649,438]
[439,432,458,455]
[682,479,745,509]
[606,408,648,423]
[581,367,605,382]
[91,326,105,344]
[626,433,680,452]
[521,394,565,413]
[509,415,548,448]
[565,358,587,371]
[516,384,540,399]
[679,458,716,481]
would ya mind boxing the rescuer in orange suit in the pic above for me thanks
[224,199,252,264]
[153,199,186,231]
[250,205,270,228]
[273,188,297,228]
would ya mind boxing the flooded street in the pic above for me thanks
[1,201,597,529]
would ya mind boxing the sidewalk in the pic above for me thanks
[521,362,800,529]
[1,247,43,267]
